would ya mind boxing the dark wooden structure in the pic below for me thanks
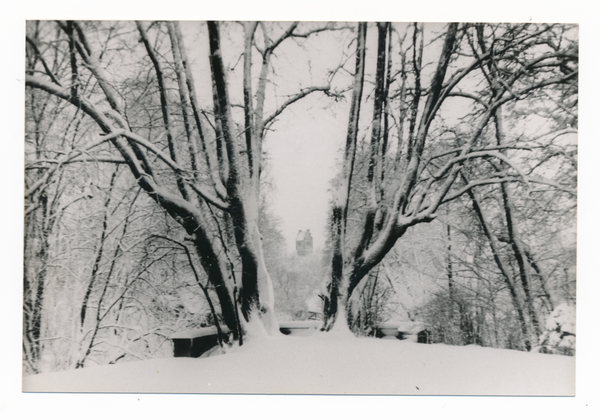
[170,327,230,358]
[417,329,431,344]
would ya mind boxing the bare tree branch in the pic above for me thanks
[262,86,331,133]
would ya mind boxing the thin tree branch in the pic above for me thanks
[26,36,63,86]
[262,86,331,132]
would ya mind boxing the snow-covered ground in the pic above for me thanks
[23,331,574,396]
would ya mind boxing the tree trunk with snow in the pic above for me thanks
[321,22,367,332]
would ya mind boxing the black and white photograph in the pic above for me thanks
[19,17,579,396]
[5,2,598,416]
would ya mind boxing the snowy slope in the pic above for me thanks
[23,332,574,395]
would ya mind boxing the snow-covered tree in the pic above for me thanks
[321,22,577,346]
[535,303,575,356]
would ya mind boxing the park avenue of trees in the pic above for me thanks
[24,21,577,374]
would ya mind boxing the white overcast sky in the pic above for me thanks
[265,96,348,253]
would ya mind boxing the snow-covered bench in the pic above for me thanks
[395,322,431,343]
[376,322,402,339]
[375,322,431,343]
[278,320,321,336]
[170,326,230,358]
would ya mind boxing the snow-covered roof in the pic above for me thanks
[170,326,230,339]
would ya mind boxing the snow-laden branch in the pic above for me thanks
[525,175,577,197]
[530,128,578,144]
[430,33,578,127]
[25,130,125,198]
[25,75,230,211]
[441,174,523,204]
[425,144,532,165]
[494,69,578,107]
[26,158,126,169]
[438,172,575,206]
[68,21,125,113]
[431,150,529,187]
[410,148,529,218]
[262,86,331,133]
[124,131,231,209]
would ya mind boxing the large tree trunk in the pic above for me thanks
[207,21,278,339]
[321,22,367,332]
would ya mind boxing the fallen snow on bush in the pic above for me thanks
[23,332,574,395]
[537,304,576,355]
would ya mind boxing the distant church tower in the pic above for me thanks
[296,230,313,256]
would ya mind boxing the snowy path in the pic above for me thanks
[23,333,574,395]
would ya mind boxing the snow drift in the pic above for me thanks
[23,333,574,395]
